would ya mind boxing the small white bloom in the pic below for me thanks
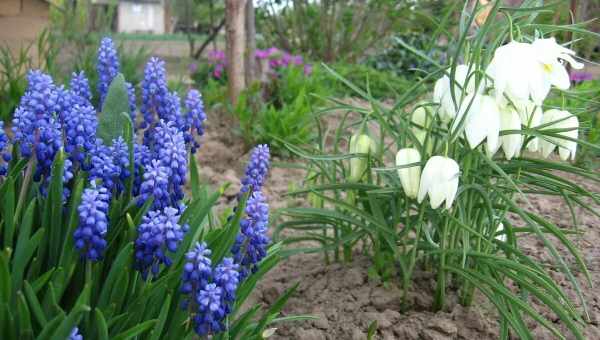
[349,134,376,181]
[513,100,543,152]
[396,148,421,199]
[417,156,460,209]
[411,105,433,152]
[499,105,523,160]
[539,109,579,161]
[433,64,481,122]
[495,222,506,242]
[453,94,501,155]
[488,39,584,105]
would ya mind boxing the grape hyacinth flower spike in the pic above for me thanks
[74,182,110,261]
[97,37,120,105]
[241,144,270,194]
[135,206,188,279]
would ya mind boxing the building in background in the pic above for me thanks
[117,0,169,34]
[0,0,50,53]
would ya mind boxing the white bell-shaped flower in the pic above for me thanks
[488,39,584,105]
[539,109,579,161]
[499,105,523,160]
[349,134,376,181]
[453,94,501,155]
[396,148,421,199]
[417,156,460,209]
[410,105,433,153]
[513,100,543,152]
[433,64,481,122]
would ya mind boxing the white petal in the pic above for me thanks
[396,148,421,199]
[548,62,571,90]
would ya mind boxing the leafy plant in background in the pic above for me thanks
[367,31,448,79]
[0,37,300,339]
[276,1,600,339]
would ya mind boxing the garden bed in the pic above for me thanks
[197,106,600,339]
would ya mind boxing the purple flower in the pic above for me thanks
[74,182,110,261]
[140,57,169,132]
[570,70,593,83]
[68,327,83,340]
[139,159,170,210]
[64,104,97,164]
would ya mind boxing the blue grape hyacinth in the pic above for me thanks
[74,182,110,261]
[232,191,270,278]
[0,121,11,176]
[68,327,83,340]
[135,206,188,279]
[140,57,169,130]
[90,140,121,192]
[97,37,120,105]
[184,89,207,153]
[154,120,187,201]
[64,104,97,164]
[241,144,271,194]
[70,71,92,105]
[181,242,241,336]
[138,159,171,210]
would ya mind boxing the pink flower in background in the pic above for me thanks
[570,70,593,83]
[303,64,313,76]
[188,63,198,74]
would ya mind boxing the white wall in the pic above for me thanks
[118,2,165,34]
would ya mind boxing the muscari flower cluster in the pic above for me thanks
[0,122,11,176]
[69,327,83,340]
[180,145,272,336]
[140,57,206,153]
[97,37,120,105]
[74,182,110,261]
[181,243,241,336]
[3,37,270,337]
[134,207,189,279]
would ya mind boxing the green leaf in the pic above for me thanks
[2,176,16,249]
[112,320,157,340]
[147,294,171,340]
[23,281,47,326]
[98,73,131,144]
[95,308,110,340]
[0,252,10,304]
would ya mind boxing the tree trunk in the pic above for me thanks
[225,0,247,105]
[244,0,256,86]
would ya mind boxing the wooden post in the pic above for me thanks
[225,0,247,106]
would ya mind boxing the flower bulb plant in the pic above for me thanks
[277,2,599,339]
[0,37,299,339]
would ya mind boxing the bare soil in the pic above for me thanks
[197,107,600,340]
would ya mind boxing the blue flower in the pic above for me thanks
[110,136,130,181]
[68,327,83,340]
[70,71,92,105]
[138,159,170,209]
[90,140,121,192]
[64,104,97,164]
[133,143,151,195]
[194,283,226,335]
[181,242,212,305]
[0,121,10,176]
[154,120,187,202]
[214,257,240,303]
[33,116,63,181]
[74,182,110,261]
[232,191,270,278]
[140,57,168,131]
[97,37,120,105]
[184,89,207,153]
[134,206,188,279]
[241,144,270,193]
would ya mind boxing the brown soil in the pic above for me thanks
[197,107,600,340]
